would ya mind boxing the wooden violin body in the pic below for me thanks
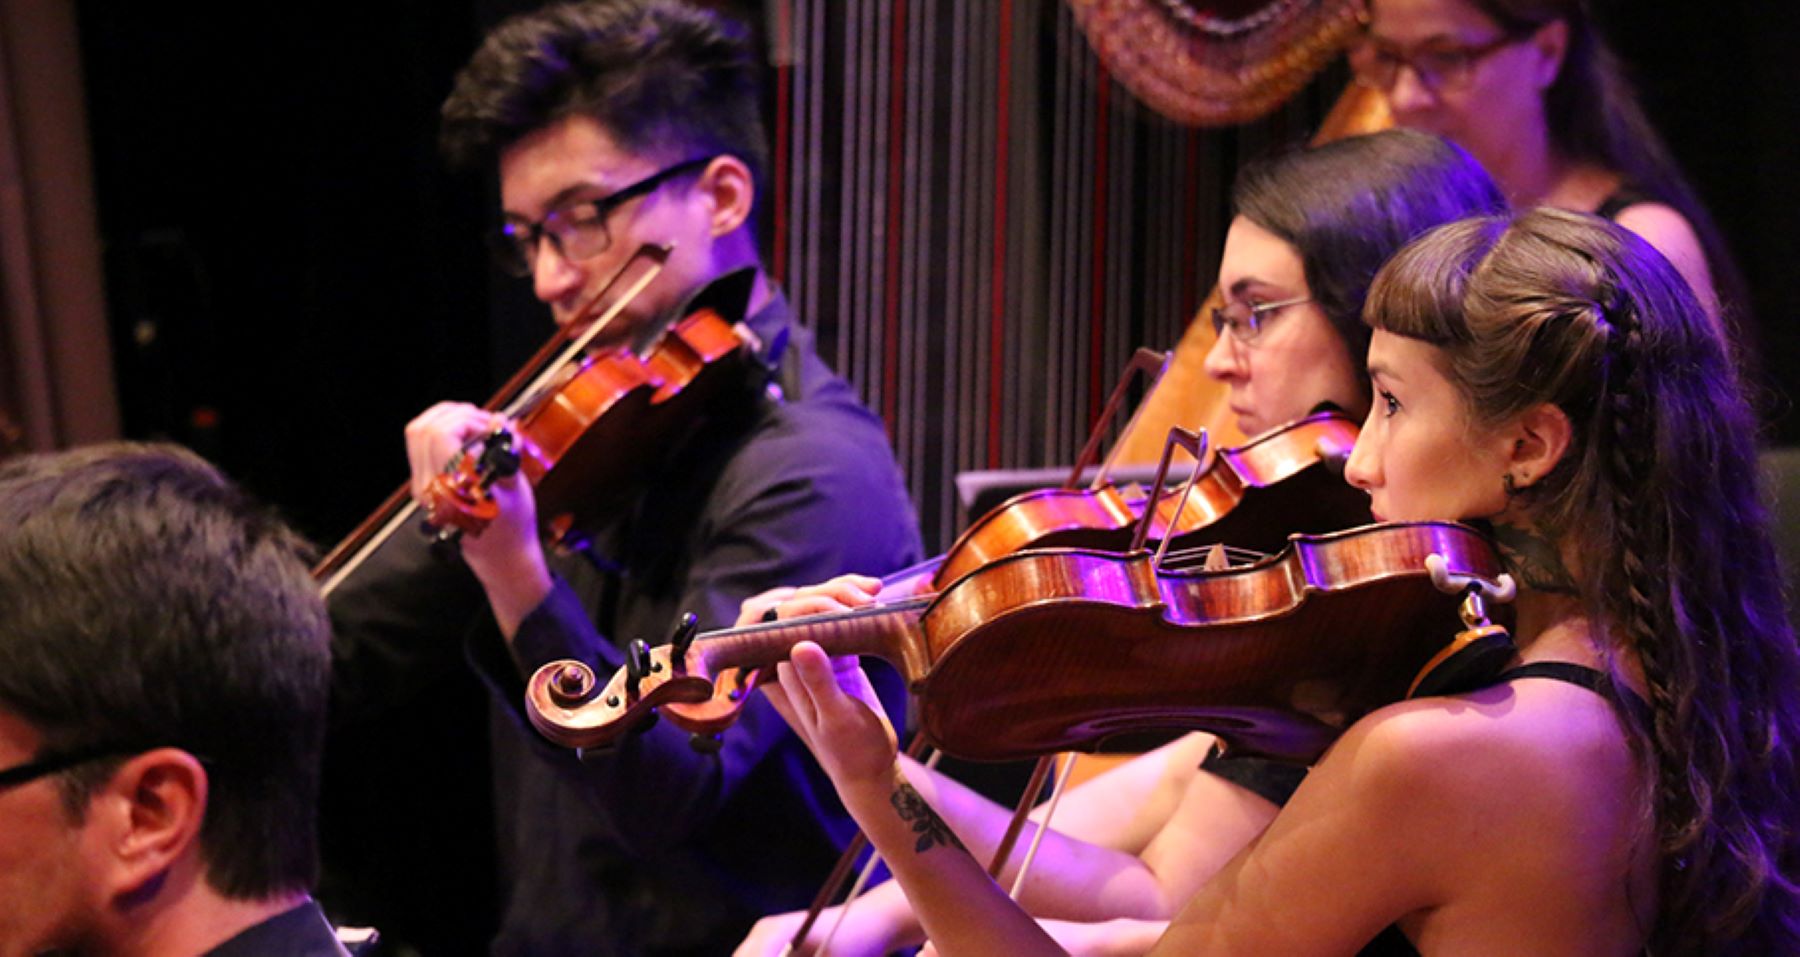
[540,412,1373,739]
[526,521,1506,763]
[420,304,759,538]
[421,269,765,539]
[933,409,1365,588]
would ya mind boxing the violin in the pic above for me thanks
[561,415,1369,741]
[417,267,765,542]
[312,247,767,594]
[525,520,1510,763]
[930,409,1365,589]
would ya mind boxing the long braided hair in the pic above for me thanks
[1364,207,1800,953]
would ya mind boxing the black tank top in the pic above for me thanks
[1595,186,1654,222]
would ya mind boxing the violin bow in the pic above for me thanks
[495,243,672,418]
[793,749,1060,956]
[1133,426,1209,557]
[784,738,940,957]
[1064,348,1172,490]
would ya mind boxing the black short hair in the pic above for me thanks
[440,0,768,195]
[0,443,329,900]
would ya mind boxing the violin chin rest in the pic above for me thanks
[1406,625,1514,699]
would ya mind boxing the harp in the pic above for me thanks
[1065,0,1393,466]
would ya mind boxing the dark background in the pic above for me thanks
[75,1,1800,552]
[71,1,1800,951]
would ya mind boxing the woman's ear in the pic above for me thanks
[1505,401,1573,491]
[1529,19,1570,92]
[698,155,755,238]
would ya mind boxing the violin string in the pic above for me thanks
[1156,543,1270,569]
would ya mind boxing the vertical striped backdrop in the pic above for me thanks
[767,0,1342,550]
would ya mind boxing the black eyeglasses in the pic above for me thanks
[1210,295,1313,344]
[490,156,715,277]
[0,745,136,791]
[1348,29,1525,95]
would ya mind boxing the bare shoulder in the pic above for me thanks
[1315,680,1652,941]
[1332,678,1638,813]
[1608,201,1719,318]
[1160,679,1651,954]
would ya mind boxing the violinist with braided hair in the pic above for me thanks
[766,208,1800,955]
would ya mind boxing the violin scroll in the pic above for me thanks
[526,644,718,750]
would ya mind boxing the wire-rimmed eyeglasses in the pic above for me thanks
[1209,295,1313,344]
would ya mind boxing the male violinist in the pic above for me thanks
[324,1,921,953]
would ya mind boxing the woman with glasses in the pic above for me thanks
[733,129,1506,957]
[1349,0,1738,326]
[766,208,1800,955]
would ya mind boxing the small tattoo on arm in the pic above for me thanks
[1492,522,1579,594]
[891,783,964,854]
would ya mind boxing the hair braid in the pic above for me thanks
[1595,307,1708,946]
[1593,254,1795,954]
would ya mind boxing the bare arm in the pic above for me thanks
[768,641,1070,957]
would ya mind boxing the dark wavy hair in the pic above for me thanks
[1233,130,1506,383]
[439,0,767,198]
[1465,0,1749,331]
[1366,207,1800,954]
[0,443,330,900]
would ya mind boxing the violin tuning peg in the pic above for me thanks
[478,428,521,480]
[626,639,653,698]
[669,613,700,663]
[688,732,724,755]
[426,527,464,564]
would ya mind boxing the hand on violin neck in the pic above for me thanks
[735,585,798,627]
[736,575,883,627]
[766,641,898,794]
[404,401,509,502]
